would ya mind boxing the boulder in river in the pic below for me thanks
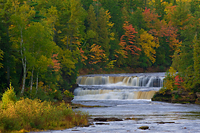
[94,117,123,122]
[138,126,149,130]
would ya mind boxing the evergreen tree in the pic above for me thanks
[87,4,98,46]
[97,8,110,58]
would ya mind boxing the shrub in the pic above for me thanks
[1,83,17,109]
[0,98,88,132]
[64,90,74,98]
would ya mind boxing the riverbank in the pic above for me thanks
[152,89,200,104]
[0,87,89,133]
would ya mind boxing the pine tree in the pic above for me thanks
[97,8,110,57]
[87,4,98,46]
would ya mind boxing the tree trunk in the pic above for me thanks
[36,71,39,94]
[20,28,26,95]
[21,57,26,95]
[30,67,34,93]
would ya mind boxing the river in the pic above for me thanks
[38,72,200,133]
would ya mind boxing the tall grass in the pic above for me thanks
[0,85,88,133]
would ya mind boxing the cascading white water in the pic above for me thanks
[77,75,164,87]
[74,72,165,100]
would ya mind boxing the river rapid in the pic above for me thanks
[37,73,200,133]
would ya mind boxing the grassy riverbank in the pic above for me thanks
[0,86,89,133]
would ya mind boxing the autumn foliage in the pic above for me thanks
[139,29,159,63]
[116,21,141,58]
[89,44,107,64]
[143,7,181,55]
[174,75,184,88]
[52,54,61,72]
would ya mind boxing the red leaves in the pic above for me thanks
[142,7,161,29]
[175,75,184,88]
[143,8,180,51]
[116,21,141,58]
[79,48,88,63]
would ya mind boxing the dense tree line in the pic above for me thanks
[0,0,199,97]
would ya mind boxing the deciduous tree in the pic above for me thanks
[139,29,159,63]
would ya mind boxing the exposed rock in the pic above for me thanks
[138,126,149,130]
[69,84,79,93]
[195,98,200,104]
[151,90,172,102]
[94,118,107,121]
[196,92,200,98]
[94,117,123,122]
[95,123,110,125]
[62,95,73,103]
[71,129,80,131]
[171,91,196,104]
[125,117,144,121]
[155,121,175,124]
[152,89,198,104]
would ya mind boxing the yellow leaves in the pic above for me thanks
[162,67,177,91]
[9,24,15,29]
[106,60,116,69]
[0,97,88,132]
[176,0,192,2]
[57,30,62,34]
[164,2,173,13]
[107,22,114,27]
[89,44,107,64]
[61,36,68,46]
[163,77,174,91]
[105,10,115,41]
[110,32,115,40]
[169,67,176,78]
[105,10,111,19]
[139,29,159,63]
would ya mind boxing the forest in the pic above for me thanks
[0,0,199,98]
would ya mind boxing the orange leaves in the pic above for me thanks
[89,44,107,64]
[164,4,176,21]
[142,7,160,29]
[79,48,88,63]
[52,54,60,72]
[116,21,141,58]
[143,8,180,52]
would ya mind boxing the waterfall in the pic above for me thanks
[77,75,164,87]
[74,72,165,100]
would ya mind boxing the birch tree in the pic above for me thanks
[9,0,35,95]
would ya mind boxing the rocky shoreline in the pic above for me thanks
[152,89,200,104]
